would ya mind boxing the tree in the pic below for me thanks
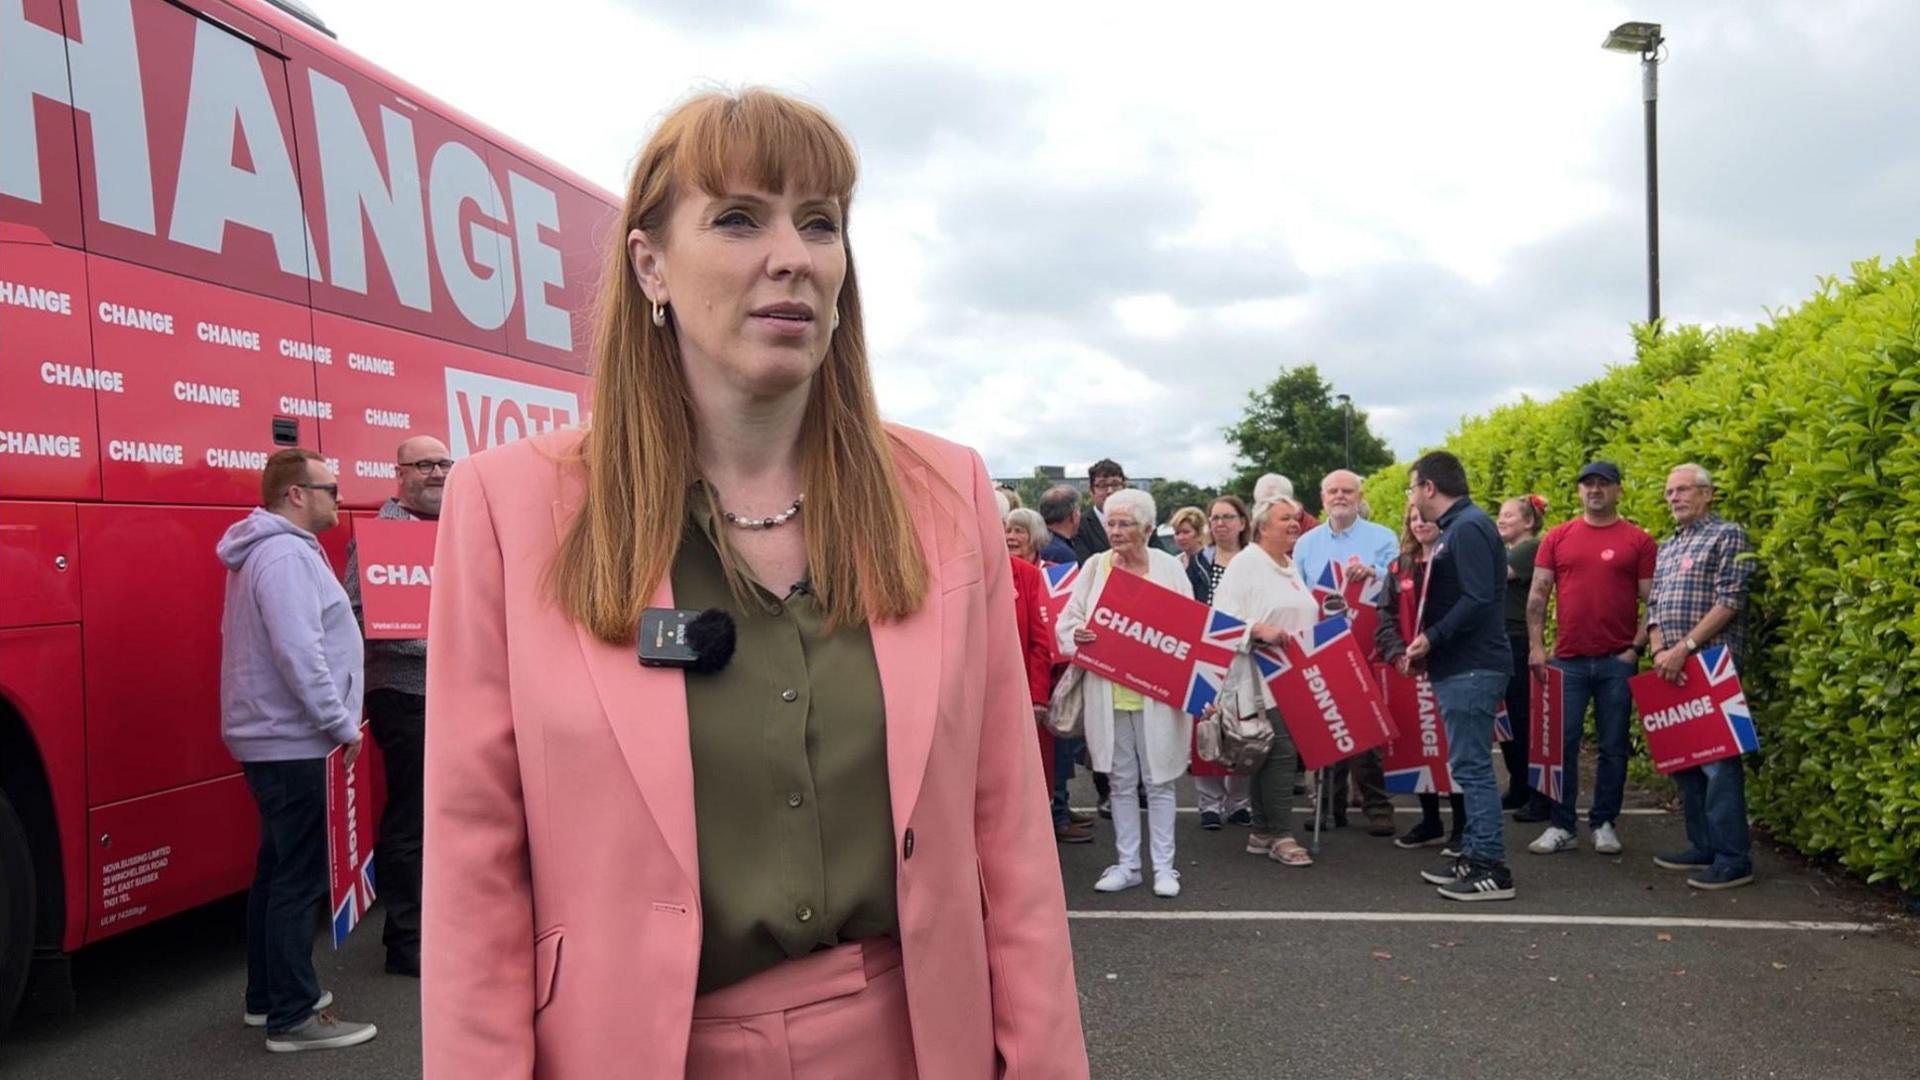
[1223,364,1395,514]
[1147,479,1221,525]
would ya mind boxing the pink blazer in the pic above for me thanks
[421,425,1089,1079]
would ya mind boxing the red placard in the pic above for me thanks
[354,519,437,639]
[1529,666,1565,801]
[1629,646,1758,774]
[1253,619,1397,770]
[1379,665,1452,794]
[326,725,378,948]
[1071,565,1243,715]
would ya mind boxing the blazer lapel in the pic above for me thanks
[872,457,945,841]
[552,498,700,893]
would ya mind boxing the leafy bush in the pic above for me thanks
[1363,250,1920,892]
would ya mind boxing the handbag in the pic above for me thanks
[1195,654,1274,773]
[1046,664,1086,739]
[1045,553,1112,740]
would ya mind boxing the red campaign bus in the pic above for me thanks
[0,0,617,1029]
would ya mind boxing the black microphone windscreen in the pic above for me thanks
[685,609,737,674]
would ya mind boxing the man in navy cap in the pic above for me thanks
[1524,460,1657,858]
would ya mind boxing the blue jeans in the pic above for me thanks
[1050,736,1083,825]
[1433,669,1509,864]
[242,759,328,1033]
[1675,756,1752,875]
[1549,655,1636,833]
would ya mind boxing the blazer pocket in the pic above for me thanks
[939,551,984,594]
[533,926,564,1013]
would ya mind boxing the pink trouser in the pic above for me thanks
[686,938,918,1079]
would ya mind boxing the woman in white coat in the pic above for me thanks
[1056,487,1195,898]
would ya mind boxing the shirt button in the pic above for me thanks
[787,791,804,808]
[903,828,915,860]
[781,689,799,702]
[769,602,784,616]
[795,905,813,923]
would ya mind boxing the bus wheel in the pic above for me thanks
[0,790,34,1036]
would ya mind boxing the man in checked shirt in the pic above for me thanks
[1645,463,1758,891]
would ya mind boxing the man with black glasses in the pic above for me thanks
[1403,451,1517,901]
[217,449,377,1051]
[345,435,452,978]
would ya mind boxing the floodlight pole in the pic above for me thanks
[1336,393,1353,469]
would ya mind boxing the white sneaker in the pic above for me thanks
[245,990,332,1028]
[1528,826,1577,854]
[1094,865,1143,892]
[1152,869,1181,898]
[1592,822,1622,854]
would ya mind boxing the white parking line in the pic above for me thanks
[1066,910,1881,933]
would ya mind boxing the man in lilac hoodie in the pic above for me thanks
[216,448,377,1053]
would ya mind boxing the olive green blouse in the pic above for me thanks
[672,490,898,994]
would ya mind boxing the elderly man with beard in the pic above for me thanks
[344,434,452,978]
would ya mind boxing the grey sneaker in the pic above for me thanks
[244,989,332,1028]
[265,1011,378,1052]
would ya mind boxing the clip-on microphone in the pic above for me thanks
[637,608,737,673]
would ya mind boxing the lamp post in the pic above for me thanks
[1335,393,1353,469]
[1604,20,1665,330]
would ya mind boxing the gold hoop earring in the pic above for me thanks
[651,301,667,327]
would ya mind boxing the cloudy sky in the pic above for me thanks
[318,0,1920,483]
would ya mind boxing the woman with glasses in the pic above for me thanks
[1056,487,1196,898]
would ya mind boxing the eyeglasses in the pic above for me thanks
[399,459,455,475]
[1209,514,1241,523]
[1091,479,1128,491]
[293,482,339,498]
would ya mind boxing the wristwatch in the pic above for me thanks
[1683,636,1699,653]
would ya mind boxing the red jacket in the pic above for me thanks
[1008,557,1052,705]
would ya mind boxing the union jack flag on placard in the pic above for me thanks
[1038,562,1080,660]
[1493,702,1513,743]
[332,854,378,948]
[1311,557,1385,659]
[1185,608,1248,715]
[1700,645,1759,753]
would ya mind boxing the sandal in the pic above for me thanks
[1269,837,1314,867]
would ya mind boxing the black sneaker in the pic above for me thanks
[1440,837,1464,858]
[1227,808,1253,827]
[1513,800,1551,823]
[1394,820,1444,849]
[1419,854,1468,885]
[1501,787,1529,810]
[1199,810,1223,830]
[1438,859,1516,901]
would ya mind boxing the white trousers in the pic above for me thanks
[1194,775,1251,816]
[1110,709,1177,874]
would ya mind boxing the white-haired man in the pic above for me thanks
[1293,470,1399,835]
[1646,464,1758,890]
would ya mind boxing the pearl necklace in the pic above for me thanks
[720,494,805,530]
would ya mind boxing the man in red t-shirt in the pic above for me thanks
[1523,461,1656,857]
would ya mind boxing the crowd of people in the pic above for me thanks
[995,451,1760,903]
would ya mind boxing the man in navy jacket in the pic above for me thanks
[1404,450,1516,901]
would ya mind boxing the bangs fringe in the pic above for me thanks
[676,90,858,204]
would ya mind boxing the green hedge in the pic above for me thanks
[1362,249,1920,892]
